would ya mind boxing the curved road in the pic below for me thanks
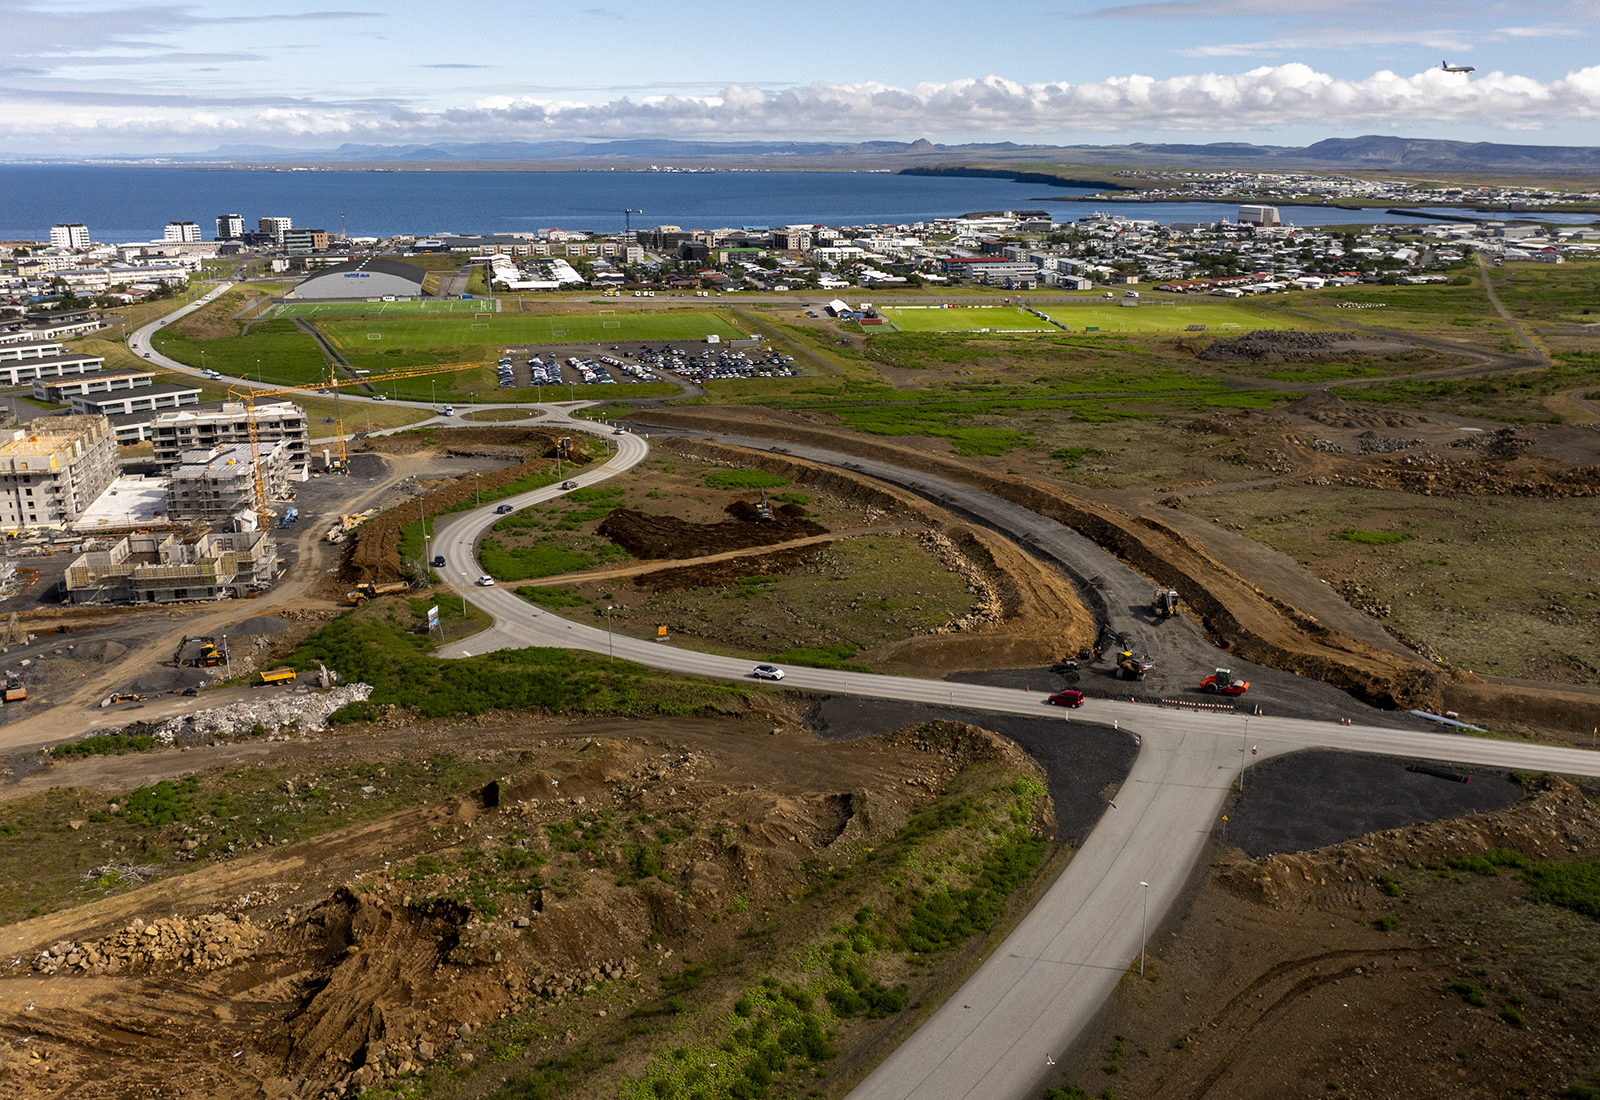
[431,409,1600,1100]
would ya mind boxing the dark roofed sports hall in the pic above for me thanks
[292,257,429,300]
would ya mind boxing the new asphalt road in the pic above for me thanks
[433,407,1600,1100]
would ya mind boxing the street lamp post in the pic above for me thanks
[605,605,616,663]
[1241,717,1249,792]
[474,472,480,508]
[222,634,232,680]
[1139,881,1149,976]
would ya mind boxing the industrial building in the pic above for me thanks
[290,257,428,300]
[0,415,119,532]
[165,442,291,521]
[1237,205,1282,227]
[61,529,278,605]
[151,401,310,478]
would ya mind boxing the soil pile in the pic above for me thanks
[1304,454,1600,498]
[631,543,832,593]
[32,912,266,975]
[597,508,827,560]
[1287,389,1434,430]
[1199,331,1412,361]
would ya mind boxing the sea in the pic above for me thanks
[0,165,1592,243]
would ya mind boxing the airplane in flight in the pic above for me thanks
[1441,60,1476,73]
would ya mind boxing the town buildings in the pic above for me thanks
[49,223,90,250]
[0,415,118,532]
[151,401,310,478]
[61,529,278,604]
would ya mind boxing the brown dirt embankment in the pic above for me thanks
[658,438,1097,672]
[349,428,591,584]
[596,508,827,560]
[638,407,1445,710]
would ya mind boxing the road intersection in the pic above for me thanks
[431,407,1600,1100]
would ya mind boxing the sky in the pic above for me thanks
[4,0,1600,155]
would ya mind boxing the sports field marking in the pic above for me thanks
[551,328,567,338]
[471,323,490,332]
[368,333,382,340]
[602,320,622,329]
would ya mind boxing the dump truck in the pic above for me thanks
[1152,587,1180,619]
[346,580,410,607]
[4,673,25,703]
[259,668,297,686]
[1200,668,1250,696]
[1116,650,1154,681]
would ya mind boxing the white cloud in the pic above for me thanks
[5,63,1600,149]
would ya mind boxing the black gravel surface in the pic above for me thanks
[1222,748,1523,857]
[805,695,1136,848]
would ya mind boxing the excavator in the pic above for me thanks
[1152,587,1180,620]
[1116,649,1154,681]
[1200,668,1250,695]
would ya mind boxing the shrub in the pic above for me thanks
[1333,528,1413,546]
[1522,860,1600,920]
[1376,875,1403,897]
[1448,981,1488,1006]
[1374,915,1400,932]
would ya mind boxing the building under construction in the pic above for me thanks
[152,401,310,479]
[165,441,291,523]
[61,530,278,605]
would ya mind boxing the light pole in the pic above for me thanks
[1241,717,1249,792]
[430,379,436,411]
[605,605,616,662]
[1139,881,1149,976]
[222,634,232,680]
[474,471,480,508]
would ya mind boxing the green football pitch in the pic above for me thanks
[1042,302,1291,333]
[268,299,488,318]
[880,307,1058,332]
[316,310,745,350]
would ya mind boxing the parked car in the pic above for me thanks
[495,503,514,514]
[475,575,496,587]
[1047,689,1085,708]
[751,664,785,681]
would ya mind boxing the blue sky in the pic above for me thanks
[3,0,1600,153]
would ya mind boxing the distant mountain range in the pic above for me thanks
[19,135,1600,173]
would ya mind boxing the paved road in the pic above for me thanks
[430,407,1600,1100]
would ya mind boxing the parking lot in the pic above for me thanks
[493,341,797,389]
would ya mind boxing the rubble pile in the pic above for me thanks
[32,913,265,975]
[1354,432,1422,454]
[144,682,373,743]
[529,956,642,1001]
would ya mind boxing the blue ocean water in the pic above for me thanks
[0,166,1587,242]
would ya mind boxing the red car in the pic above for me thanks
[1047,689,1085,708]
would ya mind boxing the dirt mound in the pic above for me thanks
[597,508,828,560]
[226,616,290,636]
[1304,454,1600,499]
[1286,389,1434,430]
[73,640,128,664]
[1217,775,1599,912]
[631,543,833,593]
[1199,331,1413,361]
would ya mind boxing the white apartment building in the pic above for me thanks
[164,221,202,243]
[50,223,91,250]
[166,441,292,521]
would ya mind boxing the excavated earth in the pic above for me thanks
[1199,331,1415,361]
[0,712,1044,1100]
[596,507,828,560]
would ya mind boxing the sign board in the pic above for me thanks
[427,605,440,631]
[657,625,669,637]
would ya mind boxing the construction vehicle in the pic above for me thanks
[179,636,227,667]
[346,580,410,607]
[259,668,297,686]
[1200,668,1250,695]
[755,487,774,522]
[4,673,25,702]
[1152,587,1180,619]
[1116,650,1154,681]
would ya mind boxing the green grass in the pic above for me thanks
[288,603,753,721]
[881,306,1057,332]
[766,644,872,673]
[704,469,789,490]
[152,318,332,387]
[478,538,596,581]
[1333,528,1414,546]
[1523,860,1600,920]
[268,299,491,318]
[315,310,744,352]
[1043,301,1293,333]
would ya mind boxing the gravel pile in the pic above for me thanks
[1355,433,1422,454]
[34,912,265,975]
[227,616,291,635]
[146,682,374,743]
[1199,331,1409,362]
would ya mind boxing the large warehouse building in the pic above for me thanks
[291,257,428,300]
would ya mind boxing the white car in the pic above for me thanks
[751,664,784,681]
[475,575,496,587]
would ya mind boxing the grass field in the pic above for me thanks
[1042,301,1294,333]
[268,299,489,318]
[152,319,333,387]
[881,306,1058,332]
[315,310,744,351]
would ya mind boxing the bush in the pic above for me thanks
[1448,980,1488,1006]
[1373,915,1400,932]
[1376,874,1403,897]
[52,732,156,758]
[125,777,200,827]
[1522,859,1600,920]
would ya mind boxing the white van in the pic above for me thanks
[442,404,454,416]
